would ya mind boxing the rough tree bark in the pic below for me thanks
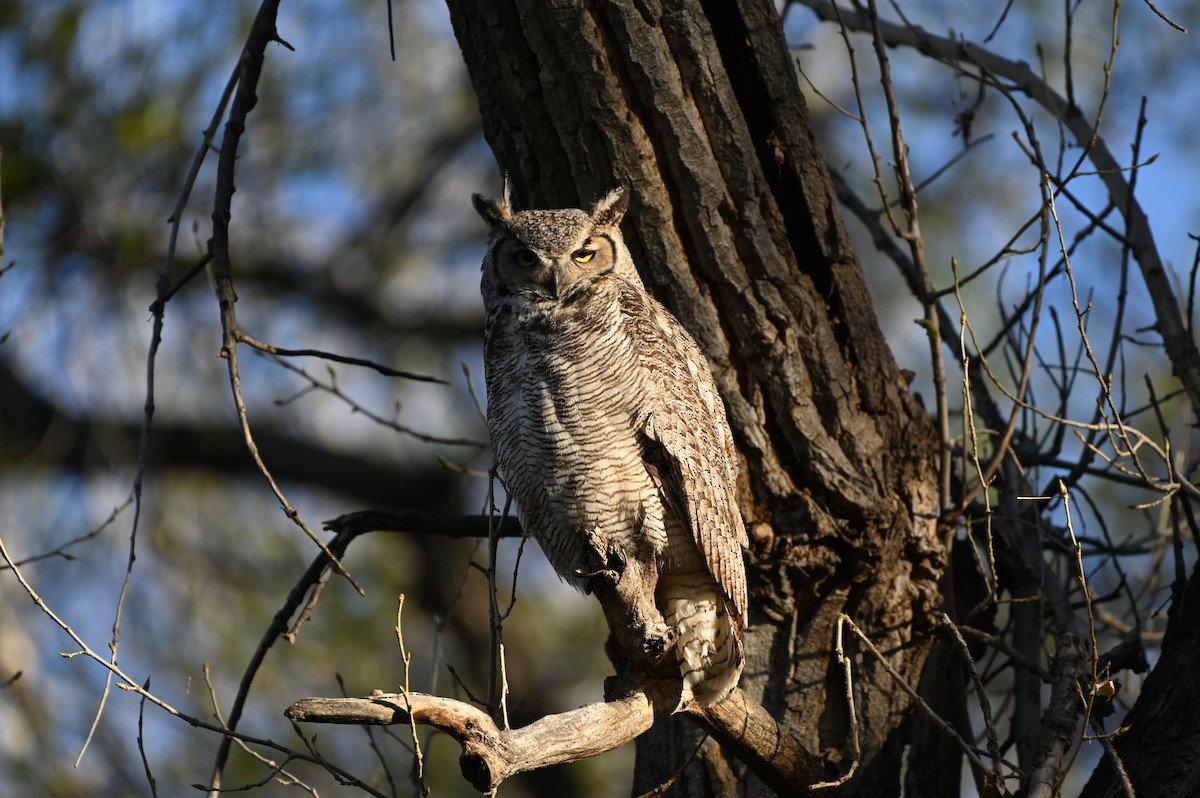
[444,1,943,795]
[1080,558,1200,798]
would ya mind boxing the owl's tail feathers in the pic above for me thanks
[662,585,745,707]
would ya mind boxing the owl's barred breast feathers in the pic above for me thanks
[476,185,747,706]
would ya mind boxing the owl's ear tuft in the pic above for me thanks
[472,192,511,227]
[591,185,631,229]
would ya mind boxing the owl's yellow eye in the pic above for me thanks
[515,249,537,267]
[572,249,596,264]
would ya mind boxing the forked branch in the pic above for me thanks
[287,688,664,793]
[286,684,823,795]
[289,519,824,793]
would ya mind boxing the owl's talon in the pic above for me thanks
[574,565,618,586]
[581,529,628,584]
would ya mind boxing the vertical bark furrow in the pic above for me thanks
[446,2,945,794]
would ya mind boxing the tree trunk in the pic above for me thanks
[1079,552,1200,798]
[445,1,944,794]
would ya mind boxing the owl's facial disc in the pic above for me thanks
[497,233,613,302]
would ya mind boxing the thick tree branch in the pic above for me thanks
[287,689,665,793]
[0,364,458,510]
[1027,634,1089,798]
[286,685,822,795]
[693,689,826,794]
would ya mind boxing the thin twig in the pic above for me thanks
[340,669,412,793]
[864,0,952,509]
[205,522,365,795]
[395,595,429,796]
[1046,175,1156,491]
[136,679,158,798]
[241,333,447,383]
[202,662,318,792]
[485,475,515,726]
[204,0,363,625]
[1,494,134,569]
[838,614,994,781]
[147,252,212,315]
[634,736,710,797]
[809,614,859,788]
[941,614,1004,790]
[0,535,384,796]
[800,0,1200,424]
[1139,0,1187,31]
[267,353,485,446]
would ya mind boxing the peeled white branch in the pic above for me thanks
[286,684,823,794]
[287,687,663,792]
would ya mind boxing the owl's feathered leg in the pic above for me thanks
[659,580,744,706]
[657,542,745,707]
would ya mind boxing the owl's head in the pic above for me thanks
[473,185,632,303]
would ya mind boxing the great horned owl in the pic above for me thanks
[474,184,747,706]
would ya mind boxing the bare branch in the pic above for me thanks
[1025,634,1089,798]
[287,688,666,794]
[1,494,134,569]
[1139,0,1188,33]
[0,146,6,271]
[0,536,383,796]
[323,508,521,539]
[839,614,999,788]
[240,335,447,384]
[798,0,1200,423]
[265,353,485,447]
[287,683,825,796]
[863,0,952,509]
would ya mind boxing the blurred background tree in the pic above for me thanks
[1,1,1197,796]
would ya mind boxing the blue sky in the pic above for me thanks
[2,2,1197,795]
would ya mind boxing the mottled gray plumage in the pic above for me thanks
[475,185,747,705]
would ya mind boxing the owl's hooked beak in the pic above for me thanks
[548,266,562,300]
